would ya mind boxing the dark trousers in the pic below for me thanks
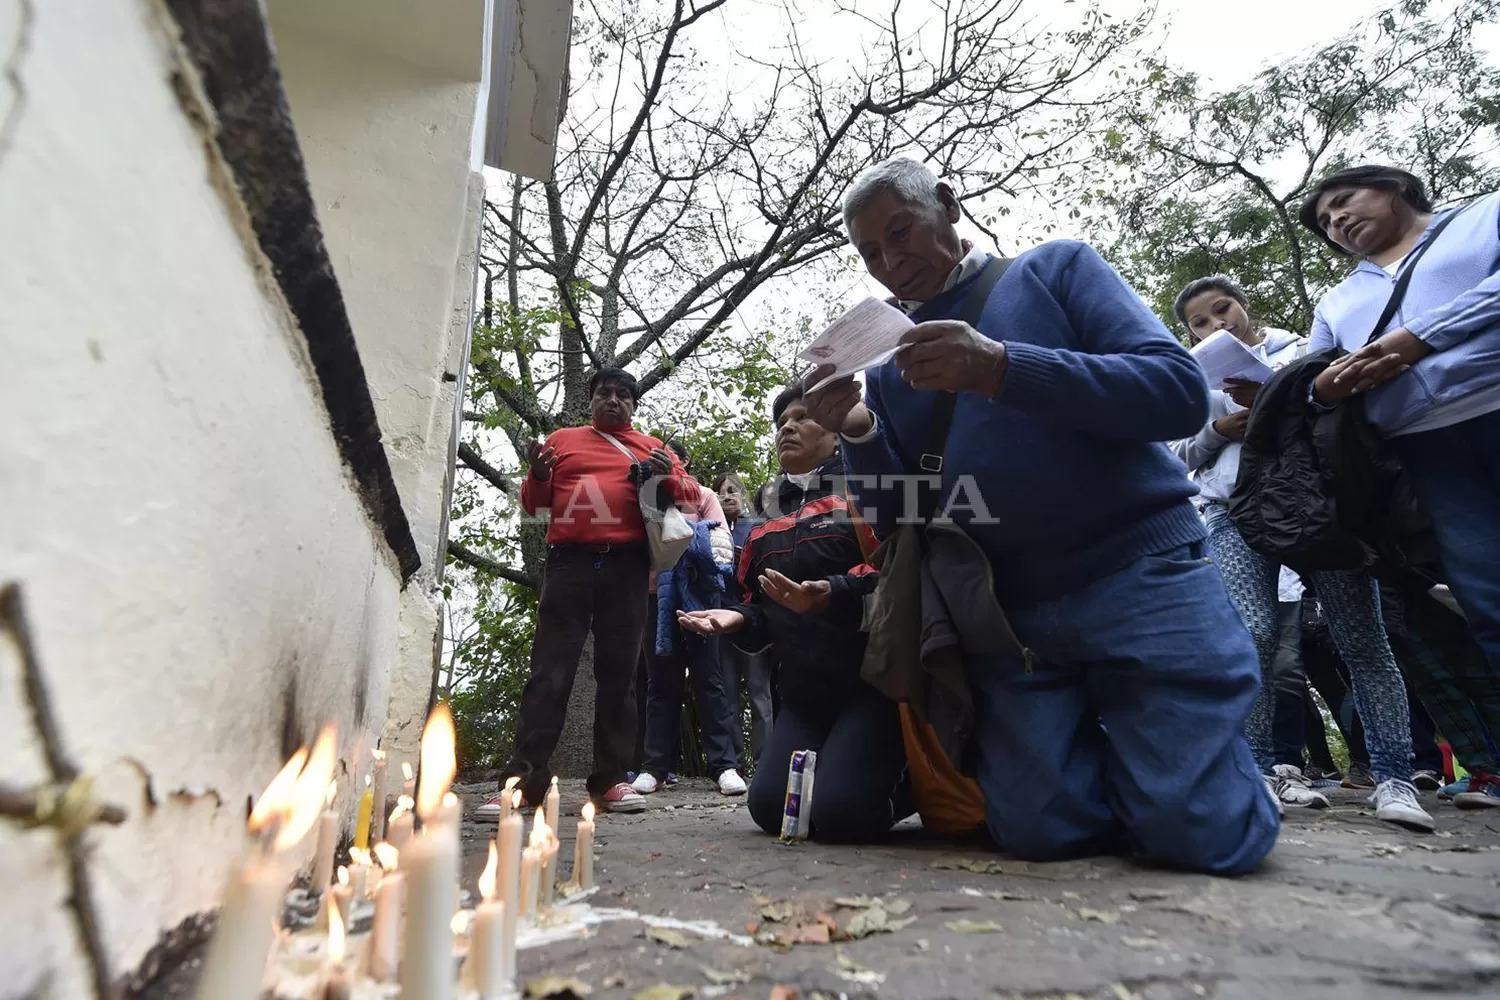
[504,543,650,800]
[747,689,911,843]
[721,643,775,767]
[1270,601,1311,768]
[641,596,739,779]
[1382,574,1500,774]
[1394,409,1500,688]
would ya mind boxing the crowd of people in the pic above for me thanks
[481,155,1500,875]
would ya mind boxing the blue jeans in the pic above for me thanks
[963,541,1279,876]
[1204,504,1413,783]
[1393,409,1500,683]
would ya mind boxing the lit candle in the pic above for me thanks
[312,780,338,893]
[496,790,523,981]
[402,760,415,799]
[196,726,337,1000]
[387,796,415,853]
[354,774,374,851]
[498,776,519,824]
[323,891,352,1000]
[540,825,559,909]
[573,802,595,890]
[399,704,460,1000]
[463,842,508,998]
[519,818,544,923]
[347,846,372,899]
[370,749,389,845]
[366,843,403,982]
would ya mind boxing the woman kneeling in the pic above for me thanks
[678,382,912,842]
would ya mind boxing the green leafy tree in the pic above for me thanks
[1083,0,1500,338]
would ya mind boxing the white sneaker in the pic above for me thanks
[631,772,660,795]
[1262,776,1285,817]
[1269,764,1330,809]
[717,769,748,796]
[1369,778,1436,832]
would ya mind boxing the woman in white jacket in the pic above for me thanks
[1171,275,1431,831]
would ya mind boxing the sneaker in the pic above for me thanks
[1342,764,1376,790]
[665,772,680,786]
[474,795,507,819]
[1454,773,1500,810]
[1369,778,1436,832]
[631,772,660,795]
[717,769,748,796]
[1439,776,1472,800]
[1412,769,1444,791]
[599,782,648,813]
[1268,764,1330,809]
[1262,777,1285,817]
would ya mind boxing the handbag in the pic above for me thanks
[592,429,695,572]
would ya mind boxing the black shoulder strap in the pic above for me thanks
[1364,206,1465,345]
[920,256,1012,473]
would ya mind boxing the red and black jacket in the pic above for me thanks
[728,452,880,712]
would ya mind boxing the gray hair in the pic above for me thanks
[842,157,946,233]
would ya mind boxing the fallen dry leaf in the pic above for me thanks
[845,906,888,939]
[945,919,1003,933]
[931,856,1006,874]
[631,986,695,1000]
[1078,908,1122,925]
[1127,888,1177,902]
[768,986,800,1000]
[646,927,696,949]
[886,916,918,931]
[833,895,882,909]
[987,890,1034,901]
[885,898,913,916]
[701,966,751,986]
[759,900,796,923]
[835,968,886,986]
[525,977,593,999]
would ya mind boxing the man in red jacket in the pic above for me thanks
[493,367,688,813]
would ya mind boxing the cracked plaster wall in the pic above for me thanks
[0,0,403,990]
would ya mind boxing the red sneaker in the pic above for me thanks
[598,782,648,813]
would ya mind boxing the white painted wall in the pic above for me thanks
[0,0,403,990]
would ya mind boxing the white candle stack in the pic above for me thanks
[387,796,415,852]
[312,780,338,893]
[496,790,523,982]
[366,842,404,982]
[463,841,510,998]
[573,802,595,890]
[370,748,389,845]
[195,726,337,1000]
[399,704,461,1000]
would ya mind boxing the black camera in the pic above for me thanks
[626,461,656,487]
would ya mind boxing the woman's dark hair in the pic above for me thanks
[771,381,805,425]
[1297,165,1434,253]
[665,440,690,465]
[1172,274,1255,334]
[587,366,640,402]
[713,472,746,494]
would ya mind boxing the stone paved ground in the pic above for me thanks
[455,778,1500,1000]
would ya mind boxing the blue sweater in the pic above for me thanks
[843,241,1209,604]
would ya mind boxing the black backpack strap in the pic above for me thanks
[1364,206,1465,346]
[919,256,1012,474]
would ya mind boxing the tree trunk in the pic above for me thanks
[552,636,597,779]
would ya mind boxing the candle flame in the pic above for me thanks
[511,789,522,810]
[372,748,386,762]
[451,911,471,936]
[504,776,519,791]
[582,802,595,823]
[349,846,372,867]
[479,841,498,901]
[328,898,346,963]
[325,780,337,807]
[247,748,308,835]
[373,842,398,870]
[364,774,371,789]
[529,814,552,848]
[416,704,456,820]
[389,798,412,822]
[276,725,338,851]
[550,776,558,789]
[402,761,414,782]
[337,865,349,887]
